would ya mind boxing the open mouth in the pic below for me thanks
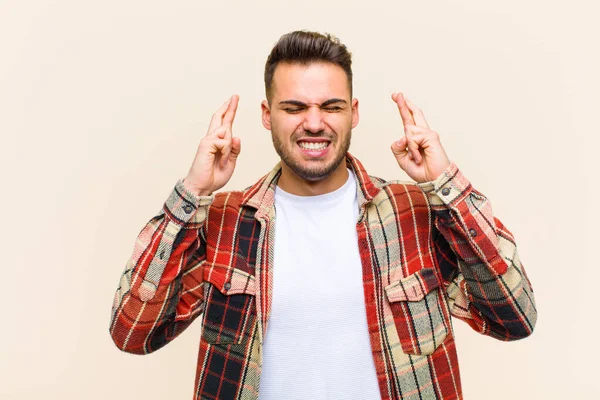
[297,140,331,157]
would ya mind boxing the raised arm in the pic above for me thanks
[109,95,242,354]
[390,92,536,339]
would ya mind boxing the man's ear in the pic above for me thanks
[261,100,272,130]
[351,98,359,129]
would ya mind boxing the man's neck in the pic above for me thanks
[277,161,349,196]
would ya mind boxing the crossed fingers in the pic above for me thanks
[392,92,433,164]
[207,95,239,138]
[206,95,239,166]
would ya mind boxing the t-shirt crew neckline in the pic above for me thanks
[274,169,355,206]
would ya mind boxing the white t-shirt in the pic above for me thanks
[258,169,381,400]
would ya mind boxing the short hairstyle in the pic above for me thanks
[264,30,353,103]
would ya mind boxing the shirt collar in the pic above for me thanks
[240,152,382,219]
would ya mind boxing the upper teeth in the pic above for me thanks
[299,142,328,150]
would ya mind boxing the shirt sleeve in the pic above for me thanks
[109,179,214,354]
[417,163,537,340]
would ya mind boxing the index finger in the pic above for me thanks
[392,92,415,128]
[222,94,239,127]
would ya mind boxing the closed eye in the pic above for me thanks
[284,108,304,114]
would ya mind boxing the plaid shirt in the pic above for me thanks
[110,153,536,400]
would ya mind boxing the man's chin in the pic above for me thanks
[286,159,342,182]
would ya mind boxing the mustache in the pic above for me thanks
[294,130,333,140]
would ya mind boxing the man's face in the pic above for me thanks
[261,62,359,182]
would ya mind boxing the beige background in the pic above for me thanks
[1,0,598,398]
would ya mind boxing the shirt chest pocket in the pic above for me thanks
[201,266,257,345]
[385,268,450,356]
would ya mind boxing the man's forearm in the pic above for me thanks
[109,179,213,353]
[419,163,537,340]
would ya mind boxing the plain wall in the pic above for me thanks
[1,0,598,398]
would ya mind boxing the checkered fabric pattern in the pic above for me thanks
[110,153,537,399]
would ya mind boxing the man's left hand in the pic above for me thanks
[390,92,451,183]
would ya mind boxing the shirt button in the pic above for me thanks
[223,282,231,291]
[469,228,477,237]
[183,204,193,214]
[441,187,451,196]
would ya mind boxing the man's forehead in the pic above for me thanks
[271,62,350,101]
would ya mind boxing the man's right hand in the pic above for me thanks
[183,95,241,196]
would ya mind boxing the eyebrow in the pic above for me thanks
[278,98,348,107]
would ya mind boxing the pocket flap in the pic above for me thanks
[204,264,256,296]
[385,268,440,302]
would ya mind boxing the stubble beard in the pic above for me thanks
[271,129,352,182]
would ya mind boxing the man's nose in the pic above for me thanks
[302,106,325,133]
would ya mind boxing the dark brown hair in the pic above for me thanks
[264,30,353,103]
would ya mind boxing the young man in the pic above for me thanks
[110,31,536,399]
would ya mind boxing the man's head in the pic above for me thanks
[264,31,353,104]
[261,31,359,185]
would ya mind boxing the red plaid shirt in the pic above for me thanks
[110,153,536,399]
